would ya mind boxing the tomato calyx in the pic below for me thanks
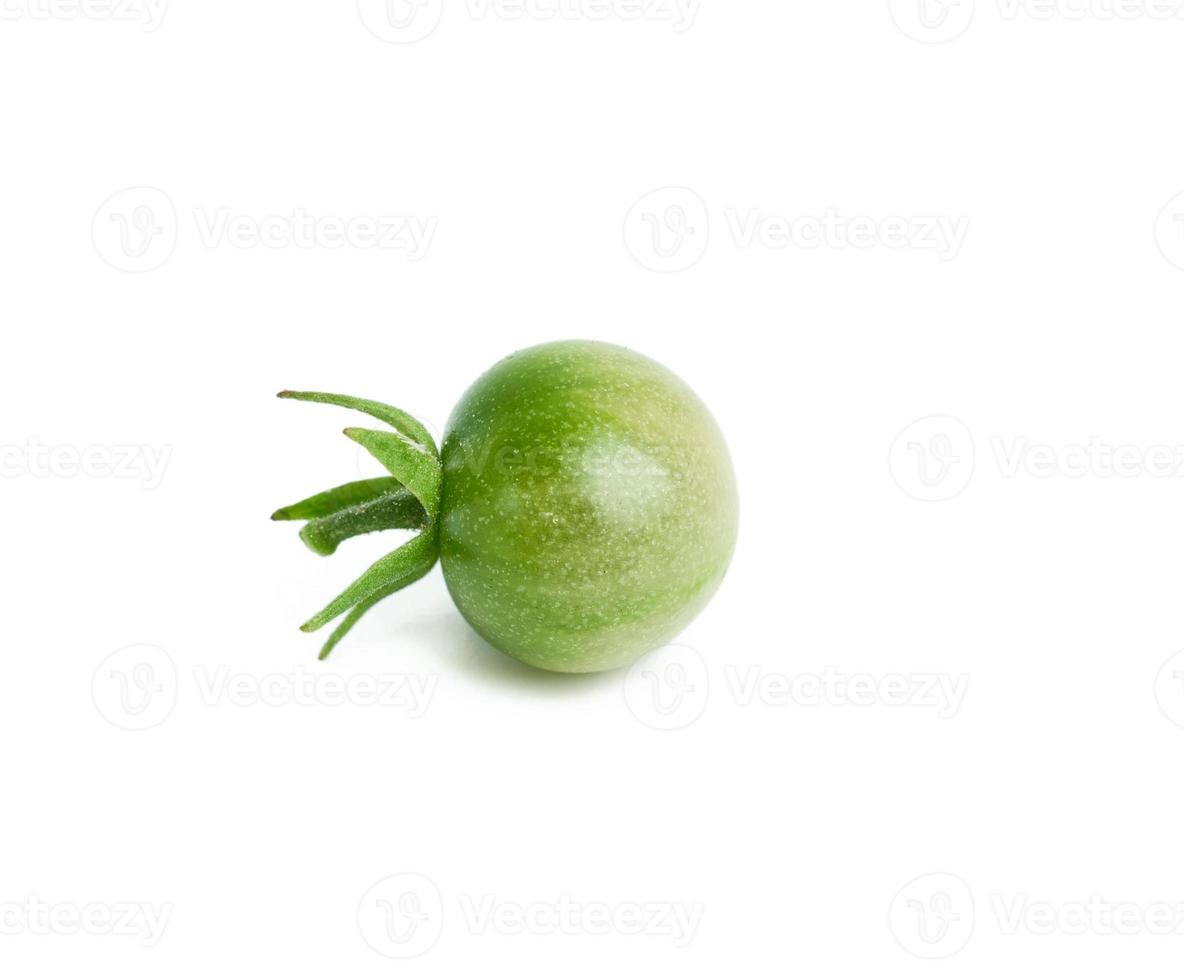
[272,391,442,660]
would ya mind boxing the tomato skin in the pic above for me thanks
[439,341,738,673]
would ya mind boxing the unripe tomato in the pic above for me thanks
[275,340,738,673]
[439,341,738,672]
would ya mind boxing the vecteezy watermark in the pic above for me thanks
[623,646,970,730]
[992,895,1184,936]
[0,896,172,947]
[426,431,695,488]
[892,872,1184,957]
[1155,190,1184,271]
[463,0,702,31]
[0,0,168,30]
[357,873,701,958]
[91,644,179,731]
[623,187,711,273]
[890,0,976,42]
[995,0,1184,20]
[890,873,976,959]
[92,649,439,729]
[726,666,970,719]
[0,439,172,490]
[991,437,1184,479]
[623,188,969,273]
[623,644,711,730]
[191,208,436,256]
[357,0,445,43]
[1154,650,1184,729]
[891,416,1184,501]
[892,0,1184,43]
[356,0,701,43]
[726,208,970,261]
[458,894,703,946]
[93,188,437,272]
[889,416,977,503]
[359,874,445,959]
[486,0,699,26]
[92,187,178,273]
[193,666,437,717]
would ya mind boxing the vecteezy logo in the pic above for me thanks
[889,415,976,502]
[91,644,178,731]
[623,644,710,730]
[623,186,710,273]
[358,873,444,959]
[889,0,975,43]
[1154,650,1184,729]
[889,872,974,958]
[357,0,444,43]
[91,187,178,273]
[1154,191,1184,272]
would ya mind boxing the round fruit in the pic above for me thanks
[273,340,738,673]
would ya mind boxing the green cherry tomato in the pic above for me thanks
[274,340,739,674]
[439,341,738,672]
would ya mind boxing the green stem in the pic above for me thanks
[316,549,433,661]
[300,530,439,634]
[275,390,445,660]
[299,488,426,556]
[272,476,408,522]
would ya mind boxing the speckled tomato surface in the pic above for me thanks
[438,341,738,673]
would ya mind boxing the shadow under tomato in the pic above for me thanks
[420,610,624,696]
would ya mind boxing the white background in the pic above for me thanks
[2,0,1184,976]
